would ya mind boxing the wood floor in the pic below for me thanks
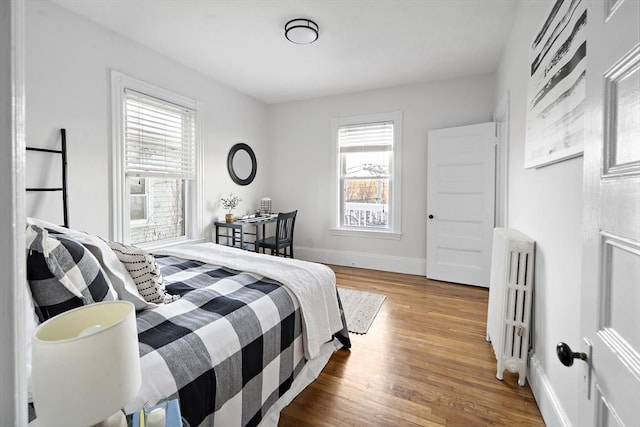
[279,265,544,427]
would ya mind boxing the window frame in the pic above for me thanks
[111,70,203,249]
[330,111,403,240]
[128,176,150,226]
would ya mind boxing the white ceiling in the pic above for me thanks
[51,0,518,105]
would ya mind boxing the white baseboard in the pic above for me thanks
[528,353,572,427]
[294,246,426,276]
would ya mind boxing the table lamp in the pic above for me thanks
[32,301,142,427]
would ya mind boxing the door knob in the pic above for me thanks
[556,342,588,366]
[428,214,434,219]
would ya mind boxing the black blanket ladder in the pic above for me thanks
[26,128,69,228]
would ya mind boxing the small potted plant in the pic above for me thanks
[220,193,241,223]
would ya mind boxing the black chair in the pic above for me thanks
[258,210,297,258]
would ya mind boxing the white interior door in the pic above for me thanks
[426,122,495,287]
[577,1,640,425]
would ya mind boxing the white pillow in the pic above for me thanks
[25,217,155,310]
[108,241,180,304]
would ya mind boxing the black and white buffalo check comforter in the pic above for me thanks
[125,243,350,427]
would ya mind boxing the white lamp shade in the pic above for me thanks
[32,301,142,427]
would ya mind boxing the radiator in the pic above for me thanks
[486,227,535,386]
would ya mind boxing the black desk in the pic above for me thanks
[214,215,277,252]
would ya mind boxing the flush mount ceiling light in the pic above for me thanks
[285,18,319,44]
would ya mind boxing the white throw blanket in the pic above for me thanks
[156,243,343,359]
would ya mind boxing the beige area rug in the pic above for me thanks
[338,287,386,334]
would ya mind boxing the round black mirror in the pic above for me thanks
[227,143,257,186]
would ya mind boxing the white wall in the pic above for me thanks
[495,1,583,426]
[25,0,270,241]
[267,75,495,274]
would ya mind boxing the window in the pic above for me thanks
[111,71,202,247]
[331,111,402,239]
[129,177,148,222]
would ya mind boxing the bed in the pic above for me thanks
[25,217,350,426]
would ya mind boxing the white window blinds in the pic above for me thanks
[338,122,394,153]
[124,89,196,179]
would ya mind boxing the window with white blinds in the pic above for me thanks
[124,89,195,179]
[332,111,402,238]
[111,71,202,247]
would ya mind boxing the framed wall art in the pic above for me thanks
[524,0,587,168]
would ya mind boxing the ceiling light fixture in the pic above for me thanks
[285,18,319,44]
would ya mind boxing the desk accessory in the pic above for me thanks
[260,197,272,214]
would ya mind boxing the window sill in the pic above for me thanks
[329,228,402,240]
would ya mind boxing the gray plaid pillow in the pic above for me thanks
[26,225,117,322]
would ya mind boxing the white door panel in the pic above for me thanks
[578,1,640,425]
[426,122,495,287]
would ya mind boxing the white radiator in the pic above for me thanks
[486,227,535,386]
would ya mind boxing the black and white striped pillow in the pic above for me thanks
[108,241,179,304]
[26,225,117,322]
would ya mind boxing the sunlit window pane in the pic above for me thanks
[338,121,394,230]
[129,177,185,244]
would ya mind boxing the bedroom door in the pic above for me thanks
[572,1,640,425]
[426,122,495,287]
